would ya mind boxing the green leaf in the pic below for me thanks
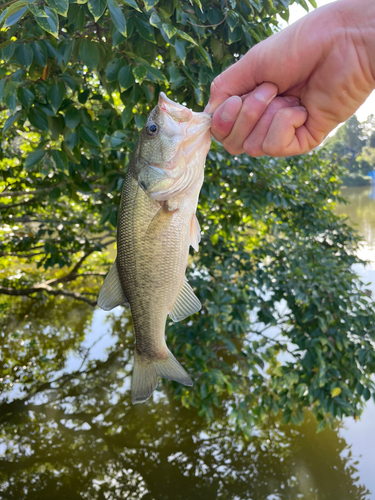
[51,149,68,173]
[162,22,177,39]
[29,107,49,131]
[62,141,80,163]
[3,112,21,134]
[64,106,81,130]
[143,0,158,11]
[134,18,156,43]
[79,125,101,146]
[3,5,27,27]
[2,42,15,62]
[176,29,197,46]
[45,0,69,16]
[134,113,145,130]
[79,39,99,69]
[132,65,147,84]
[32,41,48,67]
[149,11,161,28]
[105,58,120,82]
[48,116,63,140]
[145,65,168,84]
[28,4,48,17]
[174,40,186,64]
[107,0,126,36]
[0,79,5,102]
[198,45,212,70]
[35,7,59,38]
[25,149,46,170]
[121,102,133,128]
[47,81,66,114]
[118,65,135,91]
[57,40,73,71]
[14,44,33,68]
[18,87,35,110]
[64,129,79,150]
[0,40,12,52]
[331,387,341,398]
[87,0,107,21]
[118,0,140,11]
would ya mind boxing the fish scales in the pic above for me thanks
[98,92,212,404]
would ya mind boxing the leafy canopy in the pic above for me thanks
[1,0,375,434]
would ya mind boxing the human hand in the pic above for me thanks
[207,0,375,157]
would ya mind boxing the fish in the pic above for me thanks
[98,92,212,404]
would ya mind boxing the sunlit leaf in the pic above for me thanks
[45,0,69,16]
[87,0,107,20]
[35,7,59,38]
[107,0,126,36]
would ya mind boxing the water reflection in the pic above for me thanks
[335,187,375,257]
[0,296,370,499]
[335,186,375,498]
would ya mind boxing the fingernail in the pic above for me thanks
[221,96,242,121]
[293,106,307,112]
[284,96,299,103]
[204,102,211,113]
[254,84,277,103]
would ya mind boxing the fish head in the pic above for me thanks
[135,92,212,199]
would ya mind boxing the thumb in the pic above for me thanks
[206,47,263,113]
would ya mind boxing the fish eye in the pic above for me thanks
[146,122,159,136]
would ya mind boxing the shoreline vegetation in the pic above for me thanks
[323,115,375,187]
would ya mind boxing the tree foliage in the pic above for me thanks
[1,0,375,436]
[323,115,375,186]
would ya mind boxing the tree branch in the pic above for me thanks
[0,284,97,306]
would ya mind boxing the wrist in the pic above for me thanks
[338,0,375,86]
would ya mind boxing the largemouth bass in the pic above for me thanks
[98,93,212,404]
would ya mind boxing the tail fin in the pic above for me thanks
[131,350,193,404]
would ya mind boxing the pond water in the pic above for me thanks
[1,186,375,499]
[335,186,375,499]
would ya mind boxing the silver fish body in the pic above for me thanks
[98,93,211,404]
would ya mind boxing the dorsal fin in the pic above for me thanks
[98,260,128,311]
[169,278,201,322]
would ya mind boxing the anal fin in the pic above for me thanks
[190,214,201,252]
[98,260,128,311]
[169,278,201,322]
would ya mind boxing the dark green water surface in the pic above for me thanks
[1,187,374,500]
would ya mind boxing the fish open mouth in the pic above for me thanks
[158,92,212,136]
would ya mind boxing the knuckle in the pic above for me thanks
[223,139,243,156]
[210,75,222,96]
[244,142,263,157]
[241,102,258,122]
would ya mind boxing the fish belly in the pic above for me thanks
[117,172,193,361]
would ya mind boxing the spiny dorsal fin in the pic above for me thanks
[190,213,201,252]
[98,260,128,311]
[169,278,201,322]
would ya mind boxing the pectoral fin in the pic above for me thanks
[98,260,128,311]
[169,278,201,322]
[190,213,201,252]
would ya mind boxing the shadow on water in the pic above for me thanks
[0,296,370,500]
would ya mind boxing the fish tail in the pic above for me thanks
[131,349,193,405]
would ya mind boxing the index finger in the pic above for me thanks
[205,49,261,113]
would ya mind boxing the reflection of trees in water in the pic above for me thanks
[0,298,370,500]
[336,188,375,250]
